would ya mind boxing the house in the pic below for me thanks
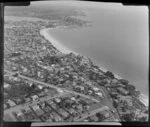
[29,82,34,87]
[71,97,76,101]
[50,103,57,109]
[95,92,103,97]
[25,97,31,103]
[7,99,16,107]
[17,112,24,117]
[90,115,99,121]
[79,100,87,106]
[60,67,65,71]
[46,67,54,72]
[68,108,76,114]
[75,85,84,91]
[25,107,32,113]
[57,88,64,93]
[47,100,54,105]
[117,87,128,95]
[37,71,44,79]
[4,104,7,109]
[54,98,61,103]
[128,101,133,106]
[32,105,44,116]
[42,46,46,50]
[93,87,99,91]
[38,92,45,97]
[22,66,28,73]
[88,90,93,94]
[102,111,110,118]
[72,82,76,86]
[37,85,43,90]
[85,105,90,110]
[83,119,89,122]
[51,64,55,67]
[51,112,62,121]
[77,104,83,111]
[111,79,118,84]
[103,117,114,122]
[73,75,78,80]
[31,95,39,101]
[65,66,72,71]
[38,102,46,109]
[80,86,84,91]
[74,87,81,92]
[13,77,20,82]
[4,83,11,88]
[14,98,24,105]
[59,108,69,118]
[118,83,126,88]
[16,112,26,121]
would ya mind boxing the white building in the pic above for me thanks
[22,66,28,73]
[4,83,10,88]
[7,99,16,107]
[71,97,76,101]
[55,98,61,103]
[93,87,99,91]
[57,88,64,93]
[95,92,103,97]
[31,95,39,101]
[37,85,43,90]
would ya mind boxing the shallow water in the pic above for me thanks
[48,3,148,96]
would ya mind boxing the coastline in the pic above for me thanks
[40,27,149,107]
[139,93,149,107]
[40,27,122,78]
[40,28,72,54]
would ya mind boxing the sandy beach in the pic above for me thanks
[40,28,73,54]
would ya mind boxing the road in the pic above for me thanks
[4,70,99,103]
[87,81,120,120]
[4,69,120,121]
[4,92,68,114]
[74,106,109,121]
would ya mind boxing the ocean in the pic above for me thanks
[47,2,148,96]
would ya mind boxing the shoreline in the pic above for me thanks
[40,27,149,107]
[40,27,79,56]
[40,27,122,78]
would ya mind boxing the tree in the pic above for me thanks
[127,84,135,91]
[31,83,37,90]
[112,100,118,108]
[138,116,147,122]
[121,112,135,121]
[77,95,80,99]
[96,113,105,121]
[119,79,129,86]
[105,71,115,79]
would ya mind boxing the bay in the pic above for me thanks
[48,2,149,96]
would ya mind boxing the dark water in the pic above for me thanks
[49,2,149,96]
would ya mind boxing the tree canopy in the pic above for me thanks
[104,71,115,79]
[119,79,129,86]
